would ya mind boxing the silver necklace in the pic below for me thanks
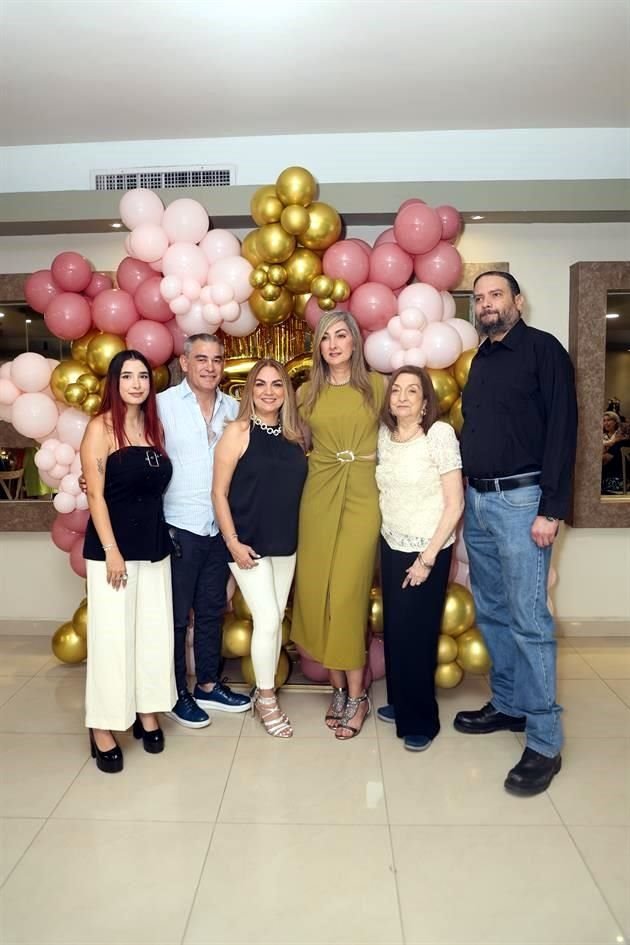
[252,415,282,436]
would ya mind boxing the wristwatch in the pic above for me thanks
[545,515,558,523]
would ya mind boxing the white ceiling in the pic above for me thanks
[2,0,629,148]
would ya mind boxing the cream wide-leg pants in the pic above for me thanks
[85,557,177,731]
[228,554,296,690]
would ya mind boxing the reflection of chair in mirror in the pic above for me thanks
[621,448,630,495]
[0,468,25,500]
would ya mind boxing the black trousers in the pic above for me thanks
[380,538,452,739]
[169,527,229,693]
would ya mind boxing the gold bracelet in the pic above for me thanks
[418,552,433,570]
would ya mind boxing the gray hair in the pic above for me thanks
[603,411,621,428]
[183,333,224,357]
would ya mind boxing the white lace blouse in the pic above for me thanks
[375,421,462,553]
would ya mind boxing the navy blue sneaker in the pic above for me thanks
[194,681,251,714]
[376,704,396,724]
[404,735,432,752]
[166,690,211,729]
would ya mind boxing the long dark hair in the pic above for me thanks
[98,350,165,452]
[380,365,439,434]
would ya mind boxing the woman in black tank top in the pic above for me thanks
[80,350,175,773]
[213,360,307,737]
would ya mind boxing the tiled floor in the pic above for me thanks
[0,634,629,945]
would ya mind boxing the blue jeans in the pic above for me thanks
[464,484,562,757]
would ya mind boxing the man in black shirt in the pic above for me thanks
[454,271,577,796]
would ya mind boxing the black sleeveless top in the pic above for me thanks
[227,422,307,560]
[83,446,173,562]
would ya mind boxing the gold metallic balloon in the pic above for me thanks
[368,586,383,635]
[222,617,253,659]
[72,602,88,640]
[331,279,351,302]
[223,357,259,391]
[293,293,311,318]
[71,329,100,365]
[52,621,87,664]
[311,274,334,299]
[298,202,342,251]
[64,383,88,406]
[241,229,264,267]
[453,347,478,390]
[317,297,337,312]
[427,368,460,414]
[275,166,317,208]
[448,397,463,435]
[284,249,322,295]
[250,185,284,226]
[82,393,102,416]
[435,660,464,689]
[77,373,100,394]
[249,287,293,326]
[441,582,476,638]
[280,204,311,236]
[267,265,288,286]
[232,586,252,620]
[261,282,282,302]
[456,628,491,674]
[152,365,170,393]
[281,616,291,646]
[86,333,126,377]
[437,634,458,665]
[50,359,88,403]
[285,352,312,388]
[240,648,291,688]
[256,223,296,264]
[250,267,268,288]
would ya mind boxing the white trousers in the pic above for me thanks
[85,558,177,731]
[228,554,296,690]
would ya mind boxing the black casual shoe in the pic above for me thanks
[89,729,123,774]
[166,690,211,729]
[376,704,396,724]
[193,681,251,714]
[504,747,562,797]
[453,702,526,734]
[132,715,165,754]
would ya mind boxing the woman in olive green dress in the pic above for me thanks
[291,311,384,739]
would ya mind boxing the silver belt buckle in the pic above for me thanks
[336,449,355,463]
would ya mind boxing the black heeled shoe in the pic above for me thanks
[132,715,164,754]
[89,729,123,774]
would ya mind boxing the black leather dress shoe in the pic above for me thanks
[453,702,526,734]
[133,716,165,754]
[504,747,562,796]
[89,729,123,773]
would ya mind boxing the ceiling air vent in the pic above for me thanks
[92,165,235,191]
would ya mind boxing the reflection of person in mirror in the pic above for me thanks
[602,411,629,494]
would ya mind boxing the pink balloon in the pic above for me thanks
[199,229,241,264]
[400,328,424,349]
[299,655,330,683]
[165,318,187,356]
[323,240,370,291]
[41,437,60,452]
[24,270,61,314]
[34,447,55,471]
[44,293,92,341]
[373,228,397,248]
[119,189,164,229]
[436,205,463,242]
[404,347,427,368]
[162,198,209,245]
[399,307,427,331]
[69,535,87,578]
[124,235,133,256]
[162,243,208,285]
[303,296,325,332]
[116,256,154,295]
[129,223,169,264]
[11,393,58,439]
[349,282,397,331]
[170,295,192,317]
[60,473,81,496]
[398,198,426,212]
[55,442,75,465]
[394,204,442,255]
[54,491,77,514]
[397,283,443,323]
[51,252,92,293]
[84,272,114,299]
[11,352,51,394]
[75,492,89,511]
[0,378,20,405]
[368,243,414,290]
[210,283,234,305]
[421,322,463,370]
[160,275,182,302]
[364,328,402,373]
[51,516,81,552]
[134,276,173,322]
[57,508,90,534]
[70,452,82,475]
[38,469,59,488]
[368,636,386,680]
[92,289,139,335]
[149,259,163,274]
[391,349,408,371]
[208,257,253,304]
[387,315,403,340]
[347,238,372,256]
[56,407,89,451]
[219,301,240,322]
[125,320,173,368]
[50,463,70,480]
[221,302,259,337]
[202,303,221,325]
[441,292,457,320]
[444,317,479,351]
[182,279,202,301]
[0,363,12,379]
[414,242,463,292]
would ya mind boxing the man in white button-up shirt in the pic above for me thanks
[158,334,250,727]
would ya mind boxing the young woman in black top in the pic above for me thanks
[81,350,175,772]
[212,359,307,737]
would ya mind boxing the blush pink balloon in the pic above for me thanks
[364,329,402,373]
[391,349,408,371]
[421,322,463,369]
[400,328,424,349]
[0,363,12,379]
[51,517,81,552]
[444,317,479,351]
[149,259,163,274]
[55,442,75,465]
[125,320,173,368]
[399,307,427,331]
[404,347,427,368]
[202,303,221,324]
[34,447,55,471]
[199,229,241,264]
[24,270,61,314]
[436,204,463,242]
[44,293,92,341]
[0,378,20,404]
[221,302,259,337]
[56,407,89,451]
[92,289,139,335]
[414,242,463,292]
[170,295,192,317]
[441,291,457,320]
[303,296,325,331]
[51,252,92,293]
[387,315,403,339]
[129,223,169,263]
[373,227,397,248]
[162,198,209,245]
[368,636,386,680]
[116,256,154,295]
[397,283,443,323]
[347,238,372,256]
[349,282,397,331]
[84,272,114,299]
[299,654,330,683]
[165,319,187,356]
[134,276,173,322]
[12,353,54,396]
[11,393,58,439]
[70,452,82,475]
[75,492,89,511]
[199,285,213,305]
[58,508,90,534]
[323,240,370,291]
[219,301,240,322]
[182,278,201,301]
[398,198,426,212]
[60,473,81,496]
[208,257,253,304]
[119,189,164,229]
[49,463,70,481]
[162,243,208,285]
[54,491,76,514]
[175,305,207,337]
[69,535,87,578]
[394,204,442,255]
[41,437,60,452]
[160,275,182,302]
[368,243,414,290]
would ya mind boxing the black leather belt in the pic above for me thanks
[468,473,541,493]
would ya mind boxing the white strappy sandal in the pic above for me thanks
[252,690,293,738]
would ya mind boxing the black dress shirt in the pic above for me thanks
[460,318,578,519]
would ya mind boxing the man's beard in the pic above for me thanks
[477,307,520,337]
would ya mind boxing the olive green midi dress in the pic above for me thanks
[291,375,384,670]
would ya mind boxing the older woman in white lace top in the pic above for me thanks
[375,366,464,752]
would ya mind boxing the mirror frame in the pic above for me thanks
[567,260,630,527]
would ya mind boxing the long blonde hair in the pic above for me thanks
[301,310,376,416]
[237,358,305,448]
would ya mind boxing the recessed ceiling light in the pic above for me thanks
[111,222,123,229]
[471,214,484,220]
[606,313,620,318]
[25,318,32,324]
[0,312,4,318]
